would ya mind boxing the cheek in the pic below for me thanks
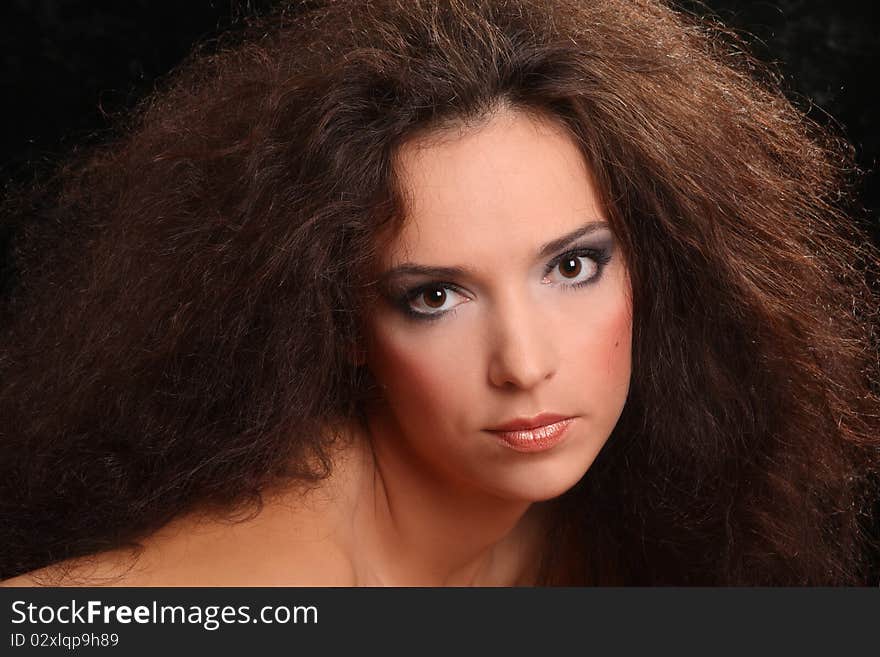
[604,301,633,376]
[566,293,632,399]
[366,321,475,424]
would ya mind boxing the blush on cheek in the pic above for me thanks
[574,300,632,381]
[604,304,633,383]
[368,332,453,418]
[609,301,633,343]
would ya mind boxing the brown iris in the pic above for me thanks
[422,287,446,308]
[560,257,582,278]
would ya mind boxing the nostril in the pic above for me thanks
[488,346,556,390]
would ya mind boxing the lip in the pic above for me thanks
[486,413,573,432]
[484,414,576,453]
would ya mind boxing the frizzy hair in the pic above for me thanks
[1,0,878,584]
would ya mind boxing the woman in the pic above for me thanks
[1,0,878,586]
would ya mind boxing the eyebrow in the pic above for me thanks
[379,220,610,283]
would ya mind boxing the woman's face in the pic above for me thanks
[363,108,632,503]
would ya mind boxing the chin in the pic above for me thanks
[494,436,606,503]
[489,462,593,503]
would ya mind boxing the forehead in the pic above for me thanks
[386,109,606,267]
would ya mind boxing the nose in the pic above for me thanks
[487,293,558,390]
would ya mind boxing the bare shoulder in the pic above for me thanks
[2,427,370,588]
[1,544,160,588]
[2,469,367,586]
[3,500,356,587]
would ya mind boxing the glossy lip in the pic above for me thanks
[484,414,576,453]
[486,413,572,432]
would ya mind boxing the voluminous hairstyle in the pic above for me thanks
[2,0,878,584]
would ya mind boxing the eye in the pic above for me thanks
[543,249,608,287]
[404,284,470,318]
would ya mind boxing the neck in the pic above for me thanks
[346,410,546,586]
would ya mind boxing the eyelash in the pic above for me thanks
[395,246,612,321]
[544,247,612,288]
[394,283,469,322]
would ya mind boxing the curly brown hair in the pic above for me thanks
[2,0,878,584]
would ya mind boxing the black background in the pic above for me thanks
[0,1,878,583]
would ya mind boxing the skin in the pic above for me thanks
[2,107,632,587]
[355,107,632,584]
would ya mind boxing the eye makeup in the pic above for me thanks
[543,245,613,289]
[383,240,615,322]
[388,282,471,322]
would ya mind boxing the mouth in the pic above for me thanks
[486,412,573,432]
[484,414,576,453]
